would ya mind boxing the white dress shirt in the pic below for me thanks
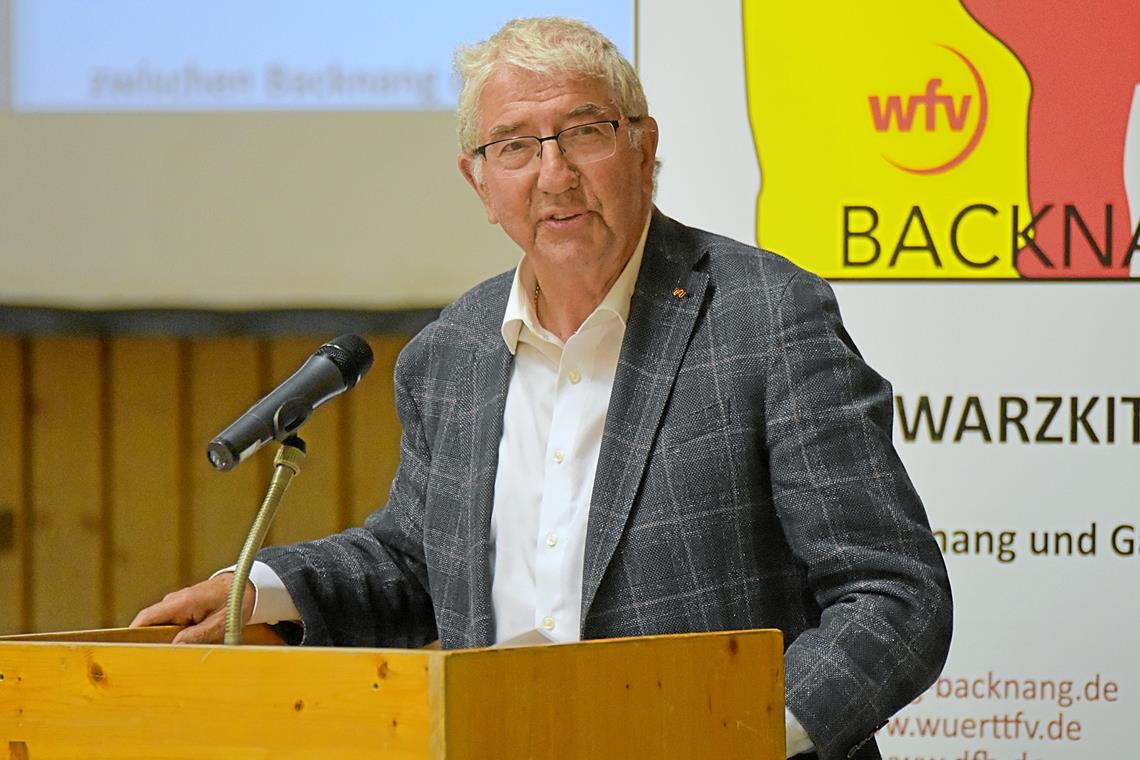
[242,214,812,757]
[489,219,647,643]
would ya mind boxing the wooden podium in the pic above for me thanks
[0,627,783,759]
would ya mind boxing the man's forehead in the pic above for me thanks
[478,67,616,133]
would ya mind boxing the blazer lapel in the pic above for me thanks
[464,342,512,647]
[446,283,513,649]
[580,211,709,620]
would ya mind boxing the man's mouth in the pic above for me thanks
[542,210,589,224]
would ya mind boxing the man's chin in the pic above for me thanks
[532,227,602,259]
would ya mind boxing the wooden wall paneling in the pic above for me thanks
[265,336,341,546]
[349,334,407,527]
[0,338,29,634]
[175,340,193,587]
[29,337,105,632]
[107,337,182,626]
[187,338,266,582]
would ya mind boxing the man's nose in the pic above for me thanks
[535,141,578,194]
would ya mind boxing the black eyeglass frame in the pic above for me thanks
[474,118,634,163]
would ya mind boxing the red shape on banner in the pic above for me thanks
[963,0,1140,278]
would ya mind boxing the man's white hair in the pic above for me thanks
[454,17,650,157]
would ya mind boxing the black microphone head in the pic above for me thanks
[315,334,374,389]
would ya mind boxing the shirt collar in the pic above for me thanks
[500,213,652,355]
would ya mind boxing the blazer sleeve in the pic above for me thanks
[765,271,952,760]
[256,343,438,649]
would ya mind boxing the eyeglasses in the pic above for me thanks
[475,118,631,173]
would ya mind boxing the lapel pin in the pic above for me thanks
[672,287,687,299]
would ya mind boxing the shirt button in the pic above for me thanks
[546,533,558,548]
[553,449,565,464]
[541,616,556,631]
[568,369,581,384]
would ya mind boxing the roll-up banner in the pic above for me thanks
[641,2,1139,758]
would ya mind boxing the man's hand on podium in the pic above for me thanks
[130,572,254,644]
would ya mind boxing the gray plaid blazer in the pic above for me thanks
[261,209,952,760]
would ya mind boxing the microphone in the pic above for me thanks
[207,334,374,471]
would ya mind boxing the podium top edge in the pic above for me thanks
[0,626,783,654]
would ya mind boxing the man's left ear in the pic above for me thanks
[638,116,660,165]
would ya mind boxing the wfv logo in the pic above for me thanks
[869,79,972,132]
[867,45,988,175]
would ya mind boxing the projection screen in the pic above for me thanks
[0,1,635,310]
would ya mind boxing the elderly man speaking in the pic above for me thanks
[135,17,952,760]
